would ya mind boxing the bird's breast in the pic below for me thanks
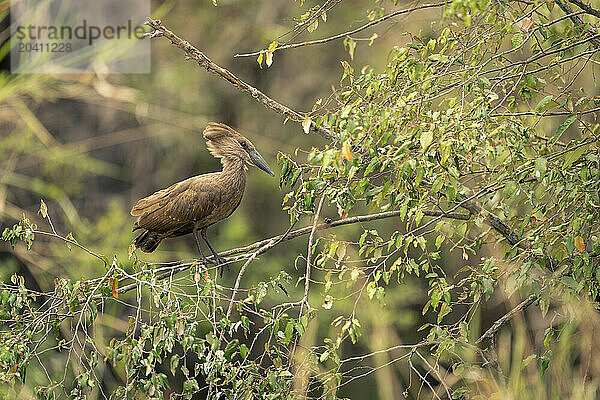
[197,174,246,227]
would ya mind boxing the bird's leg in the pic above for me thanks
[193,228,210,265]
[200,227,228,276]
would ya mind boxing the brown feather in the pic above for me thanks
[130,123,263,253]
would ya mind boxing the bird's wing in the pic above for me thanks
[131,176,220,234]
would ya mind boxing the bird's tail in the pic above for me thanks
[134,230,162,253]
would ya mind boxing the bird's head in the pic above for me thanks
[203,123,275,176]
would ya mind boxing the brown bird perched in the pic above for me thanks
[130,122,274,270]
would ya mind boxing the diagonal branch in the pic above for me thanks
[475,293,537,345]
[114,208,471,297]
[460,200,523,248]
[143,18,338,143]
[567,0,600,18]
[555,0,600,49]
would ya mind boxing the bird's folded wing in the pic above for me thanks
[131,179,219,233]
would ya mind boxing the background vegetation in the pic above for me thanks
[1,0,599,398]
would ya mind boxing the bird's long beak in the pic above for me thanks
[248,149,275,176]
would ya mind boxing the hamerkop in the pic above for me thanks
[131,123,274,269]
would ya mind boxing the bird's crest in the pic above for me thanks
[203,123,247,159]
[202,122,275,176]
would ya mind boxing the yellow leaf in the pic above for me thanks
[346,37,356,60]
[128,243,135,259]
[257,51,263,69]
[302,115,312,134]
[369,33,378,46]
[420,130,434,151]
[266,51,273,67]
[341,142,352,161]
[574,236,585,253]
[39,199,48,218]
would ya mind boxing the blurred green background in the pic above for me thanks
[1,0,599,398]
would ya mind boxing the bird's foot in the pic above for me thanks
[195,255,211,267]
[210,255,229,278]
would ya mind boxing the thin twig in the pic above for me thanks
[33,230,105,262]
[226,222,297,318]
[234,2,447,58]
[414,350,452,399]
[300,196,325,316]
[277,0,342,45]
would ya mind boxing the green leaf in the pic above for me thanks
[364,158,379,176]
[560,276,580,291]
[170,355,179,376]
[223,339,239,361]
[183,379,199,394]
[284,321,294,344]
[539,351,552,376]
[563,144,589,168]
[551,114,576,144]
[534,95,553,114]
[521,354,536,370]
[511,32,525,48]
[435,235,445,249]
[431,176,444,194]
[240,344,249,359]
[503,180,518,198]
[420,130,434,151]
[307,178,326,191]
[534,157,547,181]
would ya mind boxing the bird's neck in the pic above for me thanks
[219,156,247,183]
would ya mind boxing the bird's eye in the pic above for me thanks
[239,141,248,148]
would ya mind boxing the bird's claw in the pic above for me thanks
[196,256,211,267]
[211,256,229,278]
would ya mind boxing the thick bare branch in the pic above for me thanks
[555,0,600,49]
[567,0,600,18]
[476,294,537,345]
[460,200,523,247]
[143,18,338,143]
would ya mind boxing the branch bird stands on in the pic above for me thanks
[131,123,275,274]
